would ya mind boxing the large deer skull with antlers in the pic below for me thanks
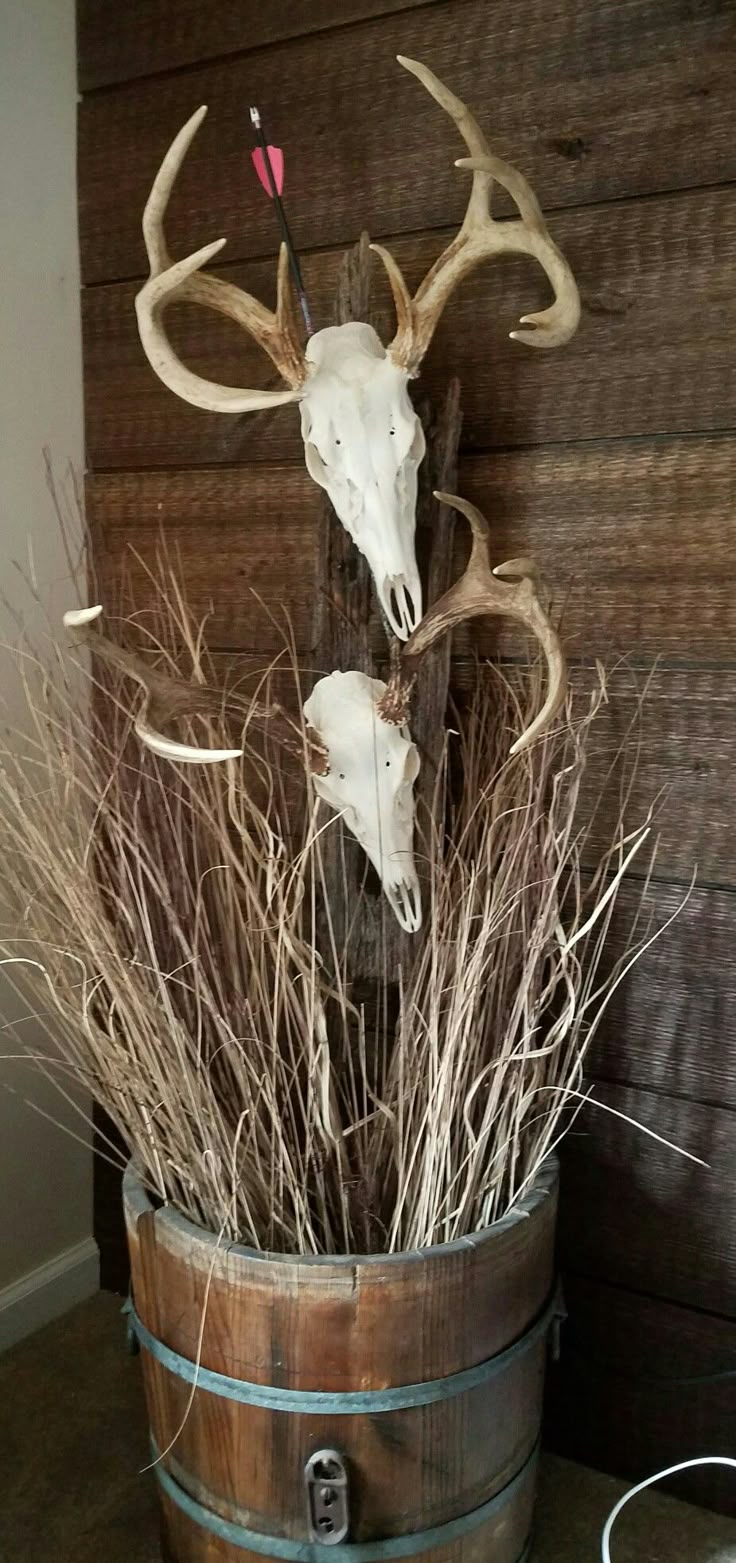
[135,56,580,639]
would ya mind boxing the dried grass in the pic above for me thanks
[0,563,680,1254]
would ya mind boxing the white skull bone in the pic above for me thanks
[136,61,580,638]
[303,669,422,933]
[300,324,425,640]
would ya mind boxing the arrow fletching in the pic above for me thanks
[251,144,284,198]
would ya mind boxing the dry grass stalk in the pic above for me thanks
[0,565,678,1254]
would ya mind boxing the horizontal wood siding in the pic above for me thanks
[77,1,433,90]
[88,434,736,660]
[546,1277,736,1512]
[557,1082,736,1315]
[77,0,735,284]
[82,188,736,465]
[77,0,736,1512]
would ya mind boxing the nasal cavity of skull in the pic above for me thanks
[388,582,417,632]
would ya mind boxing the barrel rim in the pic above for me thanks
[123,1154,558,1269]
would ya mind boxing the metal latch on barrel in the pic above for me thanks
[304,1449,350,1545]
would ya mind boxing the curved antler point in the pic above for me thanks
[63,604,103,629]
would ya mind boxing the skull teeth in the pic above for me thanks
[381,576,422,641]
[387,876,422,933]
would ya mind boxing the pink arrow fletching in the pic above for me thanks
[251,145,284,197]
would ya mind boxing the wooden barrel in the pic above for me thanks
[124,1159,558,1562]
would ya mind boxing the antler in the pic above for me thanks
[400,494,567,755]
[63,607,328,774]
[371,57,580,376]
[135,106,307,411]
[375,640,415,725]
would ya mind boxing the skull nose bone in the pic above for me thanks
[380,575,422,640]
[386,876,423,933]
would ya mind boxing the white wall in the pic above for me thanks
[0,0,97,1342]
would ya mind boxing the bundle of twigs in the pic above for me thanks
[0,572,674,1255]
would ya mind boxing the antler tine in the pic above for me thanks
[135,106,307,410]
[62,608,328,774]
[402,493,567,755]
[373,57,580,374]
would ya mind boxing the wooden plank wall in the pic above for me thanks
[77,0,736,1512]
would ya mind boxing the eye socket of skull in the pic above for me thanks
[380,394,425,468]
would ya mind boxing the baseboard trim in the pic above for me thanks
[0,1236,99,1352]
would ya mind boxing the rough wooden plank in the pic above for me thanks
[312,235,462,979]
[577,880,736,1106]
[81,186,736,468]
[87,431,736,659]
[86,467,322,654]
[452,662,736,886]
[78,0,432,90]
[557,1081,736,1317]
[572,666,736,888]
[455,661,736,884]
[546,1277,736,1515]
[459,435,736,662]
[77,0,735,284]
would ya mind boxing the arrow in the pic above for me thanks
[249,106,313,336]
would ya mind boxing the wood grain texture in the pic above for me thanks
[460,435,736,662]
[158,1478,535,1563]
[571,666,736,887]
[584,881,736,1106]
[125,1165,555,1553]
[86,432,736,661]
[82,186,736,468]
[557,1081,736,1316]
[77,0,432,90]
[451,663,736,886]
[313,235,464,979]
[87,467,322,654]
[546,1276,736,1516]
[77,0,735,284]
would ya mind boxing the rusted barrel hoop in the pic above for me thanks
[129,1289,557,1412]
[151,1435,538,1560]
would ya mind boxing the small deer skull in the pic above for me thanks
[300,324,425,638]
[303,670,422,933]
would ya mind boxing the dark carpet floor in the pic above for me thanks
[1,1293,734,1561]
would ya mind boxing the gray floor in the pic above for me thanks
[1,1293,735,1561]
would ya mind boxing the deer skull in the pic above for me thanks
[303,670,422,933]
[300,324,425,638]
[134,57,580,640]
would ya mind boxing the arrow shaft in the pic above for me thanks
[250,108,313,336]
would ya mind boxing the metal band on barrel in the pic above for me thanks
[151,1437,538,1560]
[128,1290,556,1414]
